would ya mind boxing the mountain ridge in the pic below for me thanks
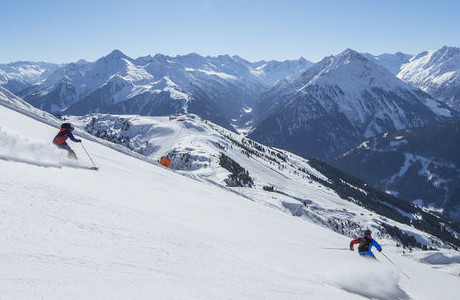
[332,119,460,221]
[249,49,456,160]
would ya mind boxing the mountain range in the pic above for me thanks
[2,47,459,139]
[2,51,313,132]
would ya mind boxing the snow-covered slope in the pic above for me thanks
[1,91,460,299]
[250,49,455,160]
[0,86,59,125]
[398,46,460,111]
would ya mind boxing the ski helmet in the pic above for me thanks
[61,123,74,130]
[364,229,372,237]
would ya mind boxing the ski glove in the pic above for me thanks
[378,249,382,252]
[76,139,82,143]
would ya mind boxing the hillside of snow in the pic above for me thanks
[64,112,460,247]
[1,92,460,298]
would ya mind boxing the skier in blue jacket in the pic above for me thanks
[53,123,81,159]
[350,229,382,259]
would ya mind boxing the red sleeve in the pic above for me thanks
[350,237,360,250]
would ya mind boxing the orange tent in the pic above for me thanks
[160,156,172,168]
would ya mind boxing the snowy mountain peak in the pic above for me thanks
[308,48,408,92]
[429,46,460,64]
[228,55,249,65]
[401,46,460,75]
[104,49,130,61]
[93,50,134,73]
[173,53,212,70]
[179,52,204,60]
[298,56,308,63]
[133,54,169,65]
[336,48,367,63]
[398,45,460,110]
[96,50,133,66]
[76,59,90,65]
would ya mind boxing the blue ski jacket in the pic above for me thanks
[350,235,382,257]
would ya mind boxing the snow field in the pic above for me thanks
[1,102,460,299]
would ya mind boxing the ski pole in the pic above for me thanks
[318,247,350,250]
[381,252,410,280]
[80,142,98,169]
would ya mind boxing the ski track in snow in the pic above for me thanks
[331,261,410,300]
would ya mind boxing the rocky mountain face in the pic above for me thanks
[398,46,460,111]
[248,49,456,161]
[331,120,460,222]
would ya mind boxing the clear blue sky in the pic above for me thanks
[1,0,459,63]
